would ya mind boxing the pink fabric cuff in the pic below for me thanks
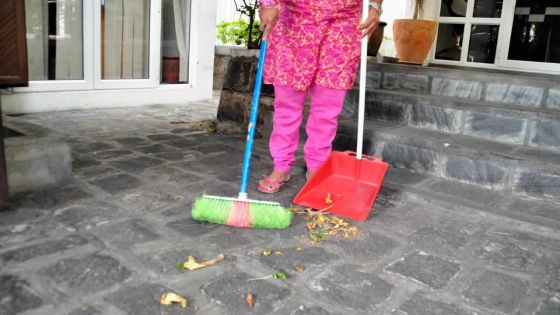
[259,0,279,8]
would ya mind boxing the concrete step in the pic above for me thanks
[357,62,560,112]
[342,88,560,153]
[334,120,560,202]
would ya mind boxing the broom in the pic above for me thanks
[191,39,292,229]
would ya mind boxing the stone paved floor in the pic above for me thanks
[1,100,559,315]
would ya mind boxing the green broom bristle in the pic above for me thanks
[191,196,292,229]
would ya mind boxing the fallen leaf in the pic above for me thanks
[296,247,304,252]
[246,293,255,310]
[295,266,304,273]
[160,292,188,308]
[325,193,333,205]
[262,250,272,256]
[168,194,183,202]
[181,254,225,270]
[307,221,316,230]
[316,214,326,226]
[273,272,287,280]
[264,245,273,249]
[274,251,284,256]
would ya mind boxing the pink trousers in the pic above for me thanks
[270,84,347,173]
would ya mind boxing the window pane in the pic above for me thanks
[508,1,560,63]
[435,23,465,61]
[161,0,191,84]
[25,0,83,81]
[468,24,499,63]
[102,0,150,80]
[473,0,503,18]
[440,0,467,17]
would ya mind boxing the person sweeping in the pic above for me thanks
[257,0,383,194]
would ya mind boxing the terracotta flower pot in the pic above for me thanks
[162,56,180,83]
[367,22,387,57]
[393,19,438,64]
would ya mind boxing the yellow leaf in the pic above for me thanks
[325,193,333,205]
[274,251,284,256]
[316,214,326,226]
[295,265,304,273]
[246,293,255,310]
[307,221,316,230]
[182,254,224,271]
[160,292,188,308]
[296,247,304,252]
[262,250,272,256]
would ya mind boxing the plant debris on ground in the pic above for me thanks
[171,120,217,133]
[291,206,360,242]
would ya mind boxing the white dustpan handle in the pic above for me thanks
[356,0,369,160]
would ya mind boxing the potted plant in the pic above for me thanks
[393,0,438,64]
[216,0,262,49]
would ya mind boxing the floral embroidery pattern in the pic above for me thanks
[264,0,362,91]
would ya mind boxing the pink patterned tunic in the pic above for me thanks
[262,0,362,91]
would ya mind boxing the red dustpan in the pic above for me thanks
[293,2,389,221]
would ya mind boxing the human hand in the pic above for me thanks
[357,7,380,38]
[259,7,280,40]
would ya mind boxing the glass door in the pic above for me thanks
[22,0,93,91]
[93,0,161,89]
[432,0,505,68]
[498,0,560,73]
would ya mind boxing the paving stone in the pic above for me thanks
[386,252,461,290]
[410,103,462,133]
[118,186,188,212]
[205,230,251,251]
[431,78,482,99]
[413,226,470,255]
[191,144,238,155]
[132,144,170,154]
[399,293,475,315]
[166,137,205,149]
[485,83,543,107]
[113,136,150,146]
[0,275,42,315]
[68,305,102,315]
[383,72,429,93]
[154,150,192,161]
[464,112,527,144]
[52,201,124,232]
[72,156,101,170]
[508,199,560,223]
[22,185,91,209]
[365,95,408,123]
[547,88,560,109]
[381,143,438,174]
[514,170,560,199]
[95,219,160,248]
[462,270,527,313]
[544,263,560,293]
[338,232,398,260]
[308,264,393,311]
[535,297,560,315]
[529,119,560,151]
[92,149,134,160]
[341,89,357,119]
[89,173,142,194]
[474,238,538,271]
[201,272,291,314]
[257,246,335,275]
[75,165,118,178]
[1,235,88,264]
[141,165,204,187]
[107,282,190,315]
[167,218,221,237]
[290,305,333,315]
[109,156,165,172]
[73,142,114,153]
[444,155,506,187]
[143,246,220,275]
[44,254,131,293]
[146,133,183,141]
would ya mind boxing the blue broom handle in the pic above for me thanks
[239,39,268,197]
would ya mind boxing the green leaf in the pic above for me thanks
[273,272,287,280]
[176,261,184,270]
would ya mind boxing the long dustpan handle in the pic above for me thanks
[356,0,369,160]
[239,39,268,199]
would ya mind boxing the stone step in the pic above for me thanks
[334,120,560,202]
[357,62,560,111]
[341,89,560,153]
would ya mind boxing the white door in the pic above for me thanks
[93,0,162,89]
[498,0,560,73]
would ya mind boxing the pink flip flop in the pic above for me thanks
[258,176,290,194]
